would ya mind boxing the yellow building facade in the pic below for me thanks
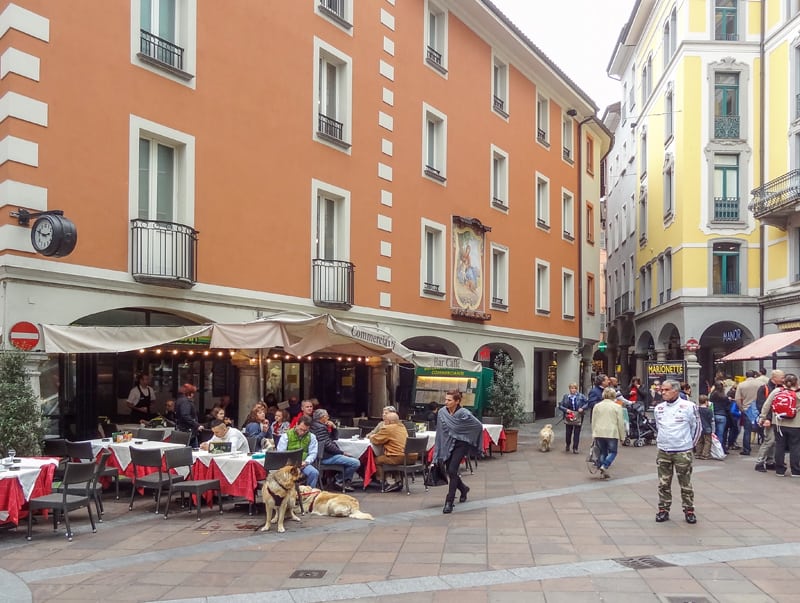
[604,0,761,388]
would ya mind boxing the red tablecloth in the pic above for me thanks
[0,463,55,526]
[483,427,506,453]
[358,447,376,488]
[192,457,267,506]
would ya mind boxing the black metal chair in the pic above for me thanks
[58,449,112,519]
[377,436,429,495]
[163,447,222,521]
[128,446,184,514]
[336,427,359,439]
[43,438,69,482]
[168,430,191,446]
[27,461,97,541]
[66,440,121,500]
[246,436,260,453]
[138,428,165,442]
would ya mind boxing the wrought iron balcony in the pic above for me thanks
[131,219,197,289]
[491,296,508,310]
[795,93,800,120]
[713,280,740,295]
[312,258,354,309]
[492,196,508,210]
[715,32,739,41]
[714,115,740,139]
[319,0,345,20]
[426,46,442,66]
[563,147,572,162]
[423,282,445,297]
[713,196,740,222]
[318,113,344,141]
[750,168,800,228]
[536,128,547,144]
[493,95,508,117]
[138,30,190,78]
[613,292,634,317]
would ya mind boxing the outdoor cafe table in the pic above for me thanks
[334,438,377,488]
[118,424,175,441]
[85,439,185,480]
[190,451,267,505]
[0,458,57,526]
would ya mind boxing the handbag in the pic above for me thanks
[564,410,582,425]
[424,461,449,487]
[729,401,741,419]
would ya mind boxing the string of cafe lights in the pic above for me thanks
[137,348,369,363]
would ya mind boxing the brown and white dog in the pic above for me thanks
[297,485,374,521]
[539,424,554,452]
[261,464,303,533]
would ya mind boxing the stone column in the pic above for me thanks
[685,352,700,400]
[369,364,387,417]
[237,365,259,427]
[656,349,668,362]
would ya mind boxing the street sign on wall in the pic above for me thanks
[9,321,40,351]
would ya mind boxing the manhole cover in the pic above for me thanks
[290,569,327,579]
[662,597,713,603]
[615,555,675,570]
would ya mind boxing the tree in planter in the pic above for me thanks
[0,350,43,456]
[487,349,525,428]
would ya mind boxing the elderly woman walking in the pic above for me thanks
[433,390,483,514]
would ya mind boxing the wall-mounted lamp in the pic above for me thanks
[566,108,578,117]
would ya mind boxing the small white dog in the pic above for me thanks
[539,424,554,452]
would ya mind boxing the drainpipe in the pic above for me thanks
[758,0,765,338]
[576,115,596,386]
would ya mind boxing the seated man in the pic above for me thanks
[369,411,415,492]
[365,405,397,438]
[277,415,319,488]
[200,419,249,454]
[311,408,361,492]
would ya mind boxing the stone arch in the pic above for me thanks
[72,306,210,326]
[471,342,525,370]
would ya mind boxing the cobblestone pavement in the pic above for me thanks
[1,421,798,602]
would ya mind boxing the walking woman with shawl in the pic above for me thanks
[433,390,484,514]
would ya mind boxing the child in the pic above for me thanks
[695,394,714,459]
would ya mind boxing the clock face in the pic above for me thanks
[33,218,54,251]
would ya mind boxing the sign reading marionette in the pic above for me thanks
[451,216,492,321]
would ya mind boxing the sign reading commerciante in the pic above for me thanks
[350,326,396,349]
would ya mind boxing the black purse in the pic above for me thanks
[424,461,449,487]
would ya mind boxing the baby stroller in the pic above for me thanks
[624,401,657,447]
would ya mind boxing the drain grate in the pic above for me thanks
[662,597,713,603]
[615,555,675,570]
[289,569,327,579]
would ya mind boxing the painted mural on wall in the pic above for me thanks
[452,220,485,312]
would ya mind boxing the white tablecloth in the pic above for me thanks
[86,439,184,471]
[192,450,252,484]
[335,438,375,457]
[482,424,504,445]
[0,458,57,503]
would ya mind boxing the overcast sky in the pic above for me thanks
[490,0,637,111]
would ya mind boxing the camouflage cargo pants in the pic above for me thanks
[656,449,694,511]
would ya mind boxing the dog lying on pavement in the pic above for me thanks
[261,464,303,533]
[539,424,554,452]
[297,485,374,520]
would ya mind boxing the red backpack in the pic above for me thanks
[772,388,798,420]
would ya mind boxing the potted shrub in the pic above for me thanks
[486,349,525,452]
[0,350,43,457]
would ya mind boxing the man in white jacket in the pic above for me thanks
[653,379,701,524]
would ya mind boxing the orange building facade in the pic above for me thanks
[0,0,608,434]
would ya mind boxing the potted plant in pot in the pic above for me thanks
[486,349,525,452]
[0,350,43,457]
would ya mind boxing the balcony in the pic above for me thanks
[563,147,573,162]
[750,169,800,228]
[318,0,352,28]
[317,113,349,148]
[426,46,446,74]
[613,292,634,318]
[491,196,508,210]
[795,93,800,120]
[713,196,740,222]
[138,30,192,80]
[492,95,508,118]
[423,282,445,297]
[131,219,197,289]
[312,258,354,309]
[536,128,548,145]
[713,280,741,295]
[714,115,740,139]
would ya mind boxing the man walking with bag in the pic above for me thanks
[653,380,701,524]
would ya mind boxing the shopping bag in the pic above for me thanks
[710,433,726,460]
[424,461,449,487]
[744,402,759,424]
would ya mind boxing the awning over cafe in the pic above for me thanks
[39,312,480,369]
[720,330,800,362]
[41,324,213,354]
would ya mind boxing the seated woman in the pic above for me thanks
[204,405,232,429]
[271,408,291,445]
[243,403,272,450]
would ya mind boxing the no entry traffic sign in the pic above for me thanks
[9,321,40,351]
